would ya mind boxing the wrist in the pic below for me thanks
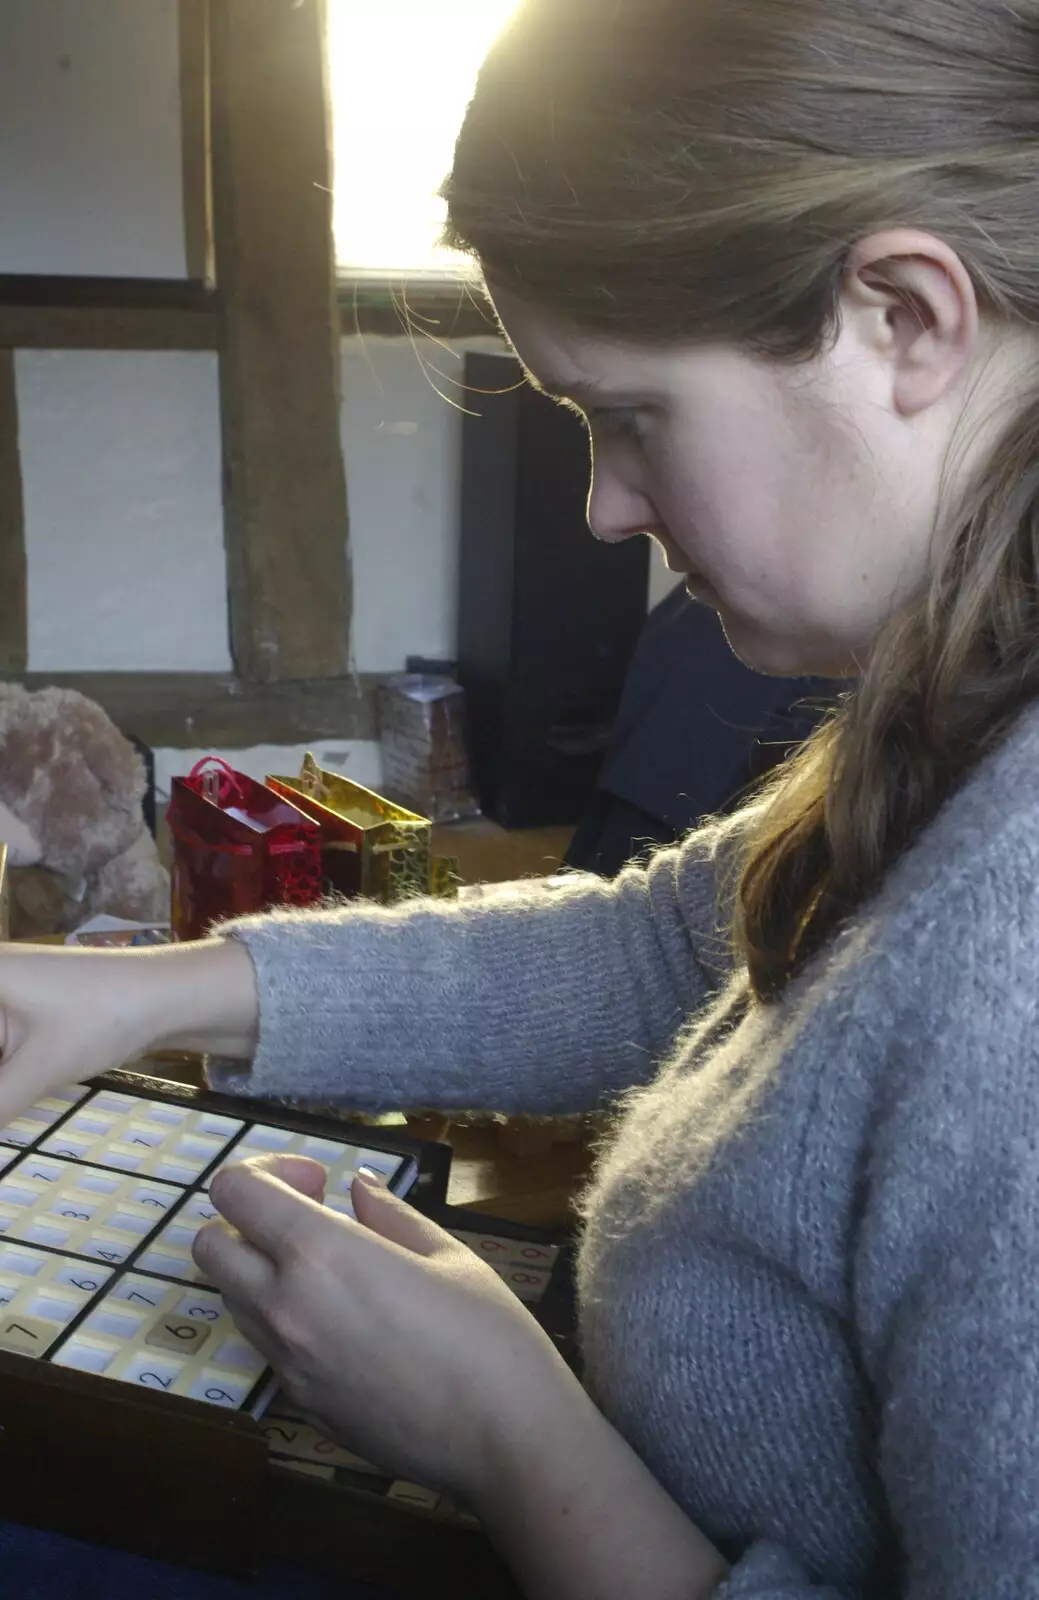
[471,1350,729,1600]
[136,937,260,1059]
[469,1340,594,1520]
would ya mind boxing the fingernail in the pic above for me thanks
[355,1166,381,1186]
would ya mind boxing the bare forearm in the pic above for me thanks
[1,937,258,1062]
[474,1368,729,1600]
[139,937,259,1058]
[0,939,260,1128]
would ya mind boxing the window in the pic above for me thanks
[329,1,520,281]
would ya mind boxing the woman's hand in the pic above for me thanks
[194,1153,580,1502]
[199,1156,730,1600]
[0,939,259,1126]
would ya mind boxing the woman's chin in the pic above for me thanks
[714,612,841,680]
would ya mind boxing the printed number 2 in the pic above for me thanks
[138,1371,173,1389]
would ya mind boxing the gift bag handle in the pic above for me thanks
[189,756,247,808]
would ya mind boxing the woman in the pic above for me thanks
[4,1,1039,1593]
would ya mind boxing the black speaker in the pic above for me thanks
[458,352,650,828]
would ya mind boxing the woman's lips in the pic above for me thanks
[657,540,716,598]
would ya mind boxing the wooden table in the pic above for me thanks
[431,819,574,887]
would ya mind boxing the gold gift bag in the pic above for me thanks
[266,753,440,906]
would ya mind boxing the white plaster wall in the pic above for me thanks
[19,336,514,678]
[17,334,664,685]
[342,333,505,672]
[18,331,661,681]
[19,350,231,673]
[0,0,186,278]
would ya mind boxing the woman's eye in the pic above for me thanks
[584,407,644,443]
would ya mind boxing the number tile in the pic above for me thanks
[0,1314,54,1354]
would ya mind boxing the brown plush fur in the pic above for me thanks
[0,684,168,935]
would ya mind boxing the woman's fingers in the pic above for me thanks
[245,1153,328,1202]
[350,1172,456,1258]
[192,1215,277,1303]
[207,1159,334,1271]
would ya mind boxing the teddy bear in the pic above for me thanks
[0,682,168,938]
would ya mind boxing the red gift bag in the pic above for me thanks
[168,757,323,941]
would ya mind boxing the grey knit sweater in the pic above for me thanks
[214,703,1039,1599]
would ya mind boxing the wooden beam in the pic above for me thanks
[0,277,215,309]
[0,352,28,673]
[13,673,382,749]
[210,0,352,684]
[0,293,492,351]
[0,278,219,350]
[179,0,215,285]
[0,306,219,352]
[0,274,494,348]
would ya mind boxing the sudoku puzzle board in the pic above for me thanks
[0,1082,416,1417]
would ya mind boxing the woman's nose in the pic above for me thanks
[586,470,658,546]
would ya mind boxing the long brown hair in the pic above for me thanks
[443,0,1039,1000]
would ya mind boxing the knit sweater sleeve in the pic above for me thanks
[207,812,740,1113]
[717,823,1039,1599]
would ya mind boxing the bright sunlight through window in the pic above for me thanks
[328,0,521,280]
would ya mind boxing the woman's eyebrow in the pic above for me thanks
[535,378,645,409]
[538,379,607,404]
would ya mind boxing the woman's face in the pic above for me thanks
[490,285,951,679]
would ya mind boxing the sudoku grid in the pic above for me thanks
[0,1081,415,1416]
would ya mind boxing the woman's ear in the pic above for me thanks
[843,229,980,417]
